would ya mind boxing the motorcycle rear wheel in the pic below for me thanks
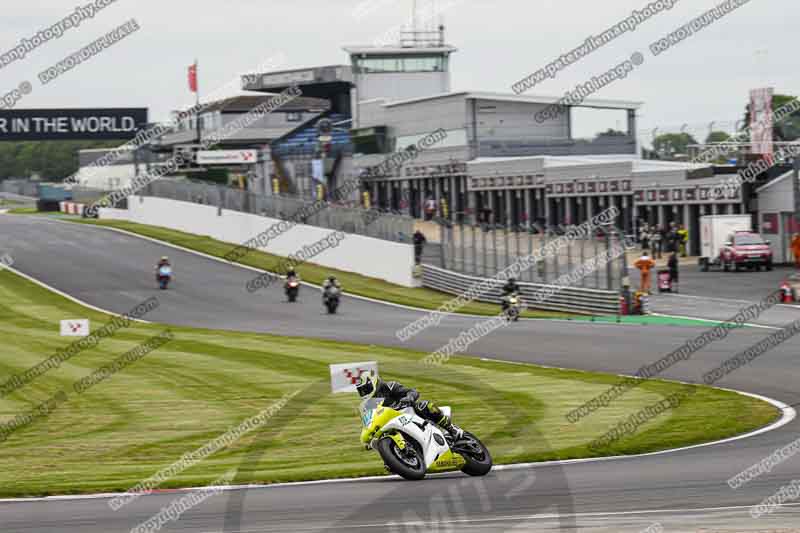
[377,435,426,480]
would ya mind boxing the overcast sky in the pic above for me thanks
[1,0,795,145]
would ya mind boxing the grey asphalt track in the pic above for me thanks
[1,214,800,532]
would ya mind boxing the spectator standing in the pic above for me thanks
[424,196,436,221]
[677,224,689,257]
[640,223,650,252]
[413,230,427,264]
[667,251,679,293]
[792,233,800,269]
[666,223,679,254]
[634,252,657,294]
[650,227,663,259]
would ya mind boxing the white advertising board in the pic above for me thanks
[196,150,257,165]
[330,361,378,394]
[60,319,90,337]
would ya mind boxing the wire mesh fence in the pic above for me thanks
[141,179,415,243]
[438,223,628,290]
[0,179,38,197]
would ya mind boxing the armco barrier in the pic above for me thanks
[422,264,620,315]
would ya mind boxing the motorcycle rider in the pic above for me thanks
[155,256,171,277]
[284,267,301,300]
[322,275,341,291]
[501,277,520,313]
[356,374,464,440]
[502,277,519,296]
[322,275,341,302]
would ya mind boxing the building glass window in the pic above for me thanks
[356,55,445,73]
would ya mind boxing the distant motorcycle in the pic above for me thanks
[156,265,172,290]
[323,285,341,314]
[501,292,521,321]
[285,277,300,302]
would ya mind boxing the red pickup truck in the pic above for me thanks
[720,231,773,271]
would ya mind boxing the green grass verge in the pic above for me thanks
[0,269,780,497]
[70,218,570,319]
[5,207,39,215]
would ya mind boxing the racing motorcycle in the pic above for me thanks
[359,396,492,481]
[156,265,172,290]
[323,285,341,314]
[501,291,521,321]
[285,277,300,302]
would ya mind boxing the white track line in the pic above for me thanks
[3,266,150,324]
[659,291,800,310]
[650,312,781,330]
[196,502,800,532]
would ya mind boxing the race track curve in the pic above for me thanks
[1,215,799,532]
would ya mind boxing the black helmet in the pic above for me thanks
[328,275,337,282]
[356,373,380,398]
[509,277,517,284]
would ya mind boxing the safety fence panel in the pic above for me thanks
[141,180,414,243]
[421,264,620,315]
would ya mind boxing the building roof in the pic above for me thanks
[189,95,331,114]
[469,155,705,169]
[343,45,458,55]
[383,91,643,110]
[756,169,795,193]
[248,64,350,76]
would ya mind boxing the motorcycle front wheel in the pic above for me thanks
[458,432,493,476]
[377,434,426,480]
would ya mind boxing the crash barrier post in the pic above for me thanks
[421,264,620,315]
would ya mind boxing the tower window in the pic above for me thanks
[355,55,445,73]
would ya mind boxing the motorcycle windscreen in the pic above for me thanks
[360,397,383,427]
[159,266,172,276]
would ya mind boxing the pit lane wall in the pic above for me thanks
[99,196,415,287]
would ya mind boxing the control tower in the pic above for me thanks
[344,17,457,128]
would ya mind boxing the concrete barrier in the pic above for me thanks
[99,196,415,287]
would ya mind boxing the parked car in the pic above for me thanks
[720,231,773,271]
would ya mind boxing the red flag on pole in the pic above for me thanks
[188,63,198,93]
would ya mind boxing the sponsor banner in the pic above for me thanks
[330,361,378,394]
[0,108,147,141]
[196,150,258,165]
[60,319,90,337]
[59,201,85,215]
